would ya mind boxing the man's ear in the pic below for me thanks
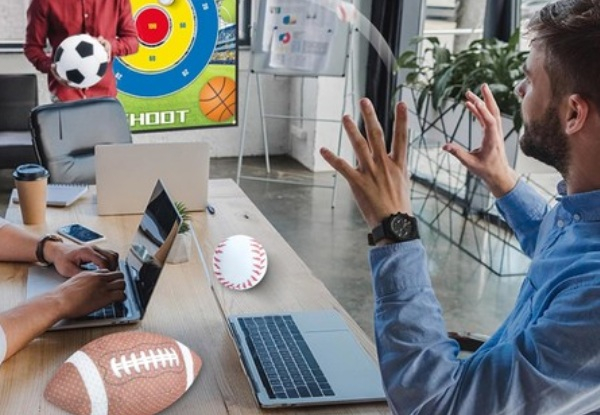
[565,94,589,134]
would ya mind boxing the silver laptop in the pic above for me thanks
[26,179,182,330]
[95,142,210,215]
[228,310,386,408]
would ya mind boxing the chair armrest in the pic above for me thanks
[448,331,489,352]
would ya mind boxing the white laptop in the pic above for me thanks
[95,142,210,215]
[227,310,387,407]
[26,180,181,330]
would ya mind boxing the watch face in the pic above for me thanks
[390,215,414,239]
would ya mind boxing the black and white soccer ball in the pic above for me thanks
[54,34,109,89]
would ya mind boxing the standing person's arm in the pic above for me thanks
[107,0,139,58]
[24,0,53,74]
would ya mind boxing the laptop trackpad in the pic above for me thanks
[27,266,65,299]
[304,330,386,399]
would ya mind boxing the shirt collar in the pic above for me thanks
[557,180,600,221]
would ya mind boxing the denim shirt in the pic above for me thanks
[369,179,600,415]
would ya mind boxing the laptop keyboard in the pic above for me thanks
[86,301,127,319]
[238,315,334,399]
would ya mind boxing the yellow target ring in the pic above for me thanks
[121,0,196,73]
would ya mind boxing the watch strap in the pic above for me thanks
[36,234,63,266]
[368,212,419,246]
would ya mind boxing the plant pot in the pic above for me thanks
[167,231,192,264]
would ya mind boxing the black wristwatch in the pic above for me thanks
[36,234,63,266]
[368,212,419,246]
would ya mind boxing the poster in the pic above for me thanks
[262,0,337,73]
[116,0,238,133]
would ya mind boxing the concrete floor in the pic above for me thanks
[0,156,528,341]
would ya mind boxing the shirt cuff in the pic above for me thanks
[0,323,6,365]
[369,239,430,298]
[495,179,548,229]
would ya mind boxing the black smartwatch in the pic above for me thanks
[36,234,63,266]
[368,212,419,246]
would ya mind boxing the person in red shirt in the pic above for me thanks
[24,0,139,102]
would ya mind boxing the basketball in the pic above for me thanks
[199,76,236,122]
[54,34,109,89]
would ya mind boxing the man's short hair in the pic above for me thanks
[528,0,600,109]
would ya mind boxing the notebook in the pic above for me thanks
[26,179,182,330]
[12,184,88,207]
[95,142,210,216]
[227,309,387,408]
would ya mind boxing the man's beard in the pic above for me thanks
[520,105,570,177]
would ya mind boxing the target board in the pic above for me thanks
[115,0,237,133]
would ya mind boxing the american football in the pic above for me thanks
[54,34,109,89]
[44,331,202,415]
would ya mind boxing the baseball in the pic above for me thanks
[212,234,268,290]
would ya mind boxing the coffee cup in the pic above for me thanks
[13,164,50,225]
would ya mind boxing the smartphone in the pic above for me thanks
[57,223,105,244]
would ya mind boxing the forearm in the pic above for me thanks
[0,225,66,266]
[111,35,138,57]
[495,179,550,257]
[370,243,600,414]
[371,241,461,411]
[24,0,52,74]
[0,224,38,263]
[111,2,139,57]
[0,294,64,363]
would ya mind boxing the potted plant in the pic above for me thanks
[396,29,527,133]
[167,201,192,264]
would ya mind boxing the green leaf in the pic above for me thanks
[174,201,191,234]
[396,28,528,132]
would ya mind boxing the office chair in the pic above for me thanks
[0,74,39,170]
[449,331,488,353]
[30,97,132,184]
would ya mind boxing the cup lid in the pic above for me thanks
[13,164,50,181]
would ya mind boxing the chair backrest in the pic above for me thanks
[30,97,132,184]
[0,74,38,132]
[0,74,39,170]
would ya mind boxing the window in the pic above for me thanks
[238,0,252,47]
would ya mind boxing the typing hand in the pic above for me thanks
[49,243,119,277]
[52,270,126,319]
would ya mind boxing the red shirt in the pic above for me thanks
[24,0,138,102]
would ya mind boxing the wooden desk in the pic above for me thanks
[0,179,390,414]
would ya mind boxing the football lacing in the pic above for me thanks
[110,348,180,378]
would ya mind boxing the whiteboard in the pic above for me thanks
[0,0,28,47]
[250,0,352,77]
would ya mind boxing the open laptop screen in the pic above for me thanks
[125,180,181,312]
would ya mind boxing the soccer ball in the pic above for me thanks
[54,34,109,89]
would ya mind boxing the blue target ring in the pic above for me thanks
[114,0,218,98]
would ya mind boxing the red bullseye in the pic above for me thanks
[136,7,171,47]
